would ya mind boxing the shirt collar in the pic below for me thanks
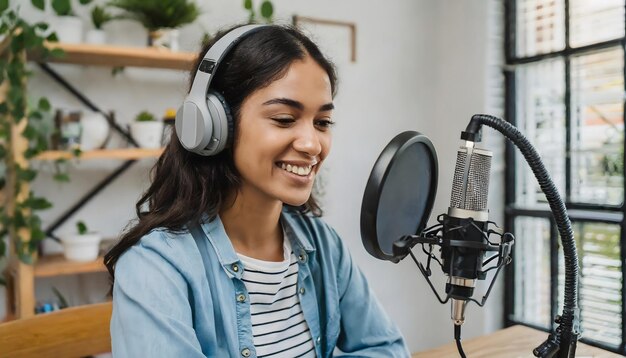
[198,207,316,269]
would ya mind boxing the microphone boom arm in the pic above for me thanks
[463,114,580,358]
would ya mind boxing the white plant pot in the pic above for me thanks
[130,121,164,149]
[85,29,106,45]
[53,16,83,44]
[60,233,102,262]
[80,111,110,150]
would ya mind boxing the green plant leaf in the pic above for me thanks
[47,32,59,42]
[72,148,82,157]
[38,97,51,111]
[31,0,45,10]
[76,221,88,235]
[53,173,70,182]
[17,168,37,182]
[29,110,43,120]
[51,0,71,16]
[22,124,37,140]
[260,1,273,20]
[243,0,252,10]
[34,22,49,32]
[0,0,9,13]
[79,0,93,4]
[23,196,53,210]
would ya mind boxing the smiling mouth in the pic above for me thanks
[276,162,316,177]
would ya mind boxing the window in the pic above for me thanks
[505,0,625,354]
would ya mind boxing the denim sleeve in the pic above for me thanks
[110,234,205,358]
[332,229,411,358]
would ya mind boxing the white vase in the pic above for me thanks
[60,233,102,262]
[85,29,106,45]
[130,121,164,149]
[53,16,83,44]
[80,111,110,150]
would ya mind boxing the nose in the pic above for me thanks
[293,121,322,157]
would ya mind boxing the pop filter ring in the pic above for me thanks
[360,131,438,263]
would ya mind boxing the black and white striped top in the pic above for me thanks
[237,239,316,358]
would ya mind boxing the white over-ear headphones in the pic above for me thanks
[175,24,267,156]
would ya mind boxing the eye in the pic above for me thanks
[315,118,336,130]
[271,117,296,127]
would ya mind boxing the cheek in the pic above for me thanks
[320,133,332,159]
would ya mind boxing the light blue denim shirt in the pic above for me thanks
[111,207,410,357]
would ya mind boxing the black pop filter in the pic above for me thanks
[360,131,438,263]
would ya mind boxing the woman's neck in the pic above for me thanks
[220,188,284,262]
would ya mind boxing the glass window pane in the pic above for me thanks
[570,0,625,48]
[570,48,624,205]
[516,0,566,57]
[513,217,552,328]
[515,60,566,206]
[558,222,622,348]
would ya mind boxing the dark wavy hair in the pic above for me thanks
[104,24,337,280]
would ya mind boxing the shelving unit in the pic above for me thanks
[35,148,164,161]
[4,43,194,319]
[34,255,107,278]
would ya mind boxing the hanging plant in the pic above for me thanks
[0,4,63,270]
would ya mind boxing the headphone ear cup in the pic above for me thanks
[207,90,234,150]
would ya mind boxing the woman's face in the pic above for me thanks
[233,55,334,207]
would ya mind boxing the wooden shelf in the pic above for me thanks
[34,255,106,278]
[33,42,196,70]
[35,148,164,161]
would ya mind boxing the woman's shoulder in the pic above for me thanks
[115,227,200,275]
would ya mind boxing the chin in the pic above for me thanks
[281,195,311,208]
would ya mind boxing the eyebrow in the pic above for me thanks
[263,98,334,112]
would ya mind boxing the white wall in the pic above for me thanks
[1,0,506,353]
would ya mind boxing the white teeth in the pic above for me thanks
[279,162,313,176]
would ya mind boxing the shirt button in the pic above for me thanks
[232,263,239,272]
[241,348,251,357]
[236,294,246,302]
[316,336,321,344]
[298,253,307,262]
[299,287,305,295]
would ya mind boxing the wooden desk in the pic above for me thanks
[412,325,623,358]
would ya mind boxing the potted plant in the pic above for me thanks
[60,221,102,262]
[109,0,200,51]
[31,0,93,44]
[130,110,163,149]
[85,5,116,44]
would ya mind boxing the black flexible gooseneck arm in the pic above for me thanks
[463,114,580,358]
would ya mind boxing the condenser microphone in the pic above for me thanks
[443,140,493,326]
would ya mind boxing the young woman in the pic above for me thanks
[105,24,409,358]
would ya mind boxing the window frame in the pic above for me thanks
[503,0,626,354]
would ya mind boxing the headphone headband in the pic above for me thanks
[176,24,268,155]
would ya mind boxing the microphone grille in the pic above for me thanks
[450,147,492,211]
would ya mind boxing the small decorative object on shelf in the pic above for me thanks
[60,221,102,262]
[53,109,82,150]
[109,0,200,51]
[79,110,111,150]
[130,110,164,149]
